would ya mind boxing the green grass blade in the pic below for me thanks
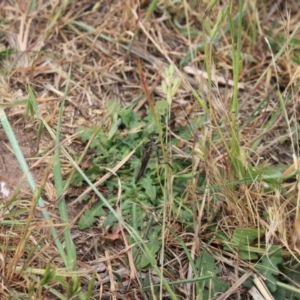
[0,107,68,265]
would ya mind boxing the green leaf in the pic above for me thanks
[72,166,102,186]
[255,245,282,293]
[102,200,132,228]
[78,204,105,230]
[136,225,161,269]
[142,176,157,201]
[289,37,300,47]
[126,206,162,270]
[0,47,14,60]
[106,100,121,117]
[230,228,264,260]
[232,228,263,245]
[112,271,122,283]
[155,100,168,113]
[77,126,93,143]
[196,251,229,298]
[143,110,160,134]
[119,109,140,129]
[197,251,220,276]
[247,165,282,180]
[282,258,300,287]
[272,286,286,300]
[40,264,56,286]
[203,277,229,300]
[141,274,159,294]
[172,201,193,222]
[77,127,111,154]
[103,212,119,228]
[107,113,121,140]
[292,56,300,65]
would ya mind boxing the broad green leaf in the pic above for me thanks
[118,109,140,129]
[78,204,105,230]
[156,100,168,112]
[136,225,161,269]
[143,176,157,201]
[197,251,229,299]
[232,228,263,246]
[106,100,121,117]
[255,245,282,293]
[229,228,265,260]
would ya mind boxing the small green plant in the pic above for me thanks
[74,99,195,225]
[196,251,229,298]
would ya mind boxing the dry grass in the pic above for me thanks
[1,0,300,299]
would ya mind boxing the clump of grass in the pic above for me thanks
[1,0,300,299]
